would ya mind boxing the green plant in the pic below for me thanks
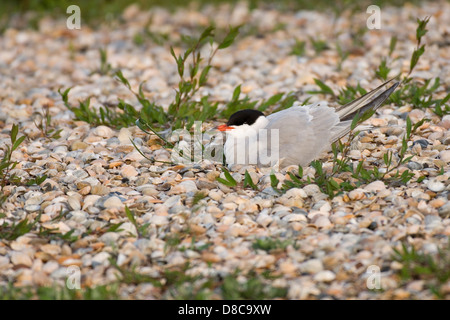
[221,88,297,119]
[0,213,40,241]
[111,260,213,299]
[243,170,258,190]
[59,88,140,129]
[252,238,291,252]
[0,124,26,188]
[393,241,450,299]
[91,48,113,76]
[290,39,306,57]
[133,21,169,46]
[309,36,329,54]
[33,106,62,140]
[125,206,150,238]
[389,35,398,57]
[336,41,349,71]
[375,58,391,81]
[386,17,449,117]
[221,271,287,300]
[336,83,367,105]
[220,85,258,119]
[307,78,335,96]
[0,283,120,300]
[38,228,79,243]
[216,167,237,187]
[308,17,448,118]
[122,25,241,133]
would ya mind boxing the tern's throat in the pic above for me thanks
[224,116,269,165]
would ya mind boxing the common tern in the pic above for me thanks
[217,79,400,168]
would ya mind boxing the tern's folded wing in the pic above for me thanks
[265,104,340,167]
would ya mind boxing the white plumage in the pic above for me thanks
[221,79,400,168]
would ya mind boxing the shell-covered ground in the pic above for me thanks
[0,1,449,299]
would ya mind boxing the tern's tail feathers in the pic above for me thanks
[331,79,400,143]
[336,78,400,121]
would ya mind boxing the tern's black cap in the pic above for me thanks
[227,109,264,126]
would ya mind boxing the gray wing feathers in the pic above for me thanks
[262,80,399,167]
[330,81,400,143]
[335,78,398,121]
[266,104,340,166]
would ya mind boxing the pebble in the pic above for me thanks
[256,213,273,227]
[196,179,218,190]
[99,232,121,245]
[313,215,332,229]
[440,150,450,163]
[364,181,386,192]
[407,161,423,170]
[103,196,124,209]
[179,180,198,193]
[71,141,89,151]
[92,252,111,267]
[348,189,365,200]
[313,270,336,282]
[121,165,139,178]
[438,202,450,218]
[10,251,33,267]
[299,259,323,274]
[91,185,110,196]
[427,180,445,192]
[302,185,321,196]
[118,128,132,145]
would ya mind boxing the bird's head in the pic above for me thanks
[217,109,268,136]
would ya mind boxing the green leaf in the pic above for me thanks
[12,135,26,152]
[222,167,237,186]
[416,16,430,42]
[232,85,241,101]
[287,172,301,184]
[412,118,428,132]
[406,117,412,140]
[107,222,125,233]
[199,26,215,42]
[383,152,390,166]
[308,79,335,96]
[199,65,211,86]
[243,170,258,190]
[410,45,425,73]
[10,124,18,144]
[298,166,303,179]
[258,93,284,112]
[216,177,235,187]
[350,111,361,131]
[375,58,390,81]
[290,39,306,57]
[216,167,237,187]
[389,36,397,56]
[218,26,240,49]
[114,70,131,89]
[329,178,339,189]
[270,173,279,189]
[58,87,72,110]
[125,206,137,226]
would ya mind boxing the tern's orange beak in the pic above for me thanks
[216,124,234,131]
